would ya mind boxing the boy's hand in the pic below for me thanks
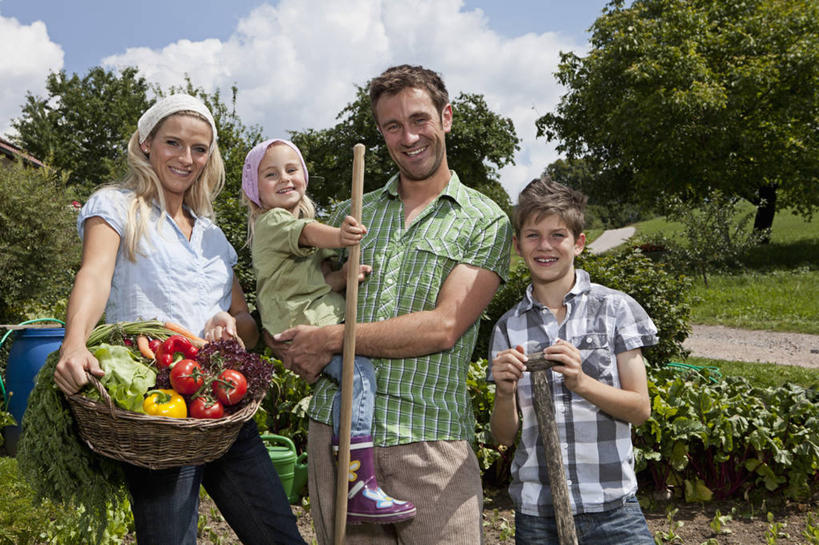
[339,215,368,247]
[546,339,585,391]
[492,345,527,397]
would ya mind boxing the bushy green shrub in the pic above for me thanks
[258,354,312,453]
[473,249,692,366]
[0,160,81,324]
[0,456,132,545]
[635,366,819,502]
[576,249,692,366]
[638,191,766,286]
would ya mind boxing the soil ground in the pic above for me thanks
[192,488,817,544]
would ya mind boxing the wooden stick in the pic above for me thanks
[334,143,365,545]
[529,353,579,545]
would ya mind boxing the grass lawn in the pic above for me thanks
[668,357,819,390]
[632,205,819,334]
[689,269,819,334]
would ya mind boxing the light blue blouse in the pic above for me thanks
[78,188,237,336]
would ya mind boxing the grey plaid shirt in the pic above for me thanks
[488,269,658,515]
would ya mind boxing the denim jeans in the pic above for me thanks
[123,420,306,545]
[323,354,375,437]
[514,496,654,545]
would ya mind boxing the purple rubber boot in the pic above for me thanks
[337,435,416,525]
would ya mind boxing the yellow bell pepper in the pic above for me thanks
[143,389,187,418]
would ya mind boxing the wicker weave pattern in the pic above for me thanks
[68,373,261,470]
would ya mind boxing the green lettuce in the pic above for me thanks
[91,343,156,413]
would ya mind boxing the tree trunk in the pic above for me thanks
[752,184,777,243]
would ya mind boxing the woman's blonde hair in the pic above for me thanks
[118,111,225,261]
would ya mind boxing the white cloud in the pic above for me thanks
[0,15,63,138]
[101,0,583,200]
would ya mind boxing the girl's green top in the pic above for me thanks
[252,207,345,335]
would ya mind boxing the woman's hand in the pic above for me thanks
[491,345,527,398]
[54,343,105,395]
[204,311,243,347]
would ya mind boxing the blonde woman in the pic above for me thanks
[54,95,306,545]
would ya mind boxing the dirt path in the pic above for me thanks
[684,324,819,368]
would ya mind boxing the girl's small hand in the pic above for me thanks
[340,261,373,284]
[339,216,367,247]
[546,339,585,391]
[491,345,527,398]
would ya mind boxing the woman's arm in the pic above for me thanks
[204,276,259,349]
[54,217,120,395]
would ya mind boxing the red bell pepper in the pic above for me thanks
[154,334,199,369]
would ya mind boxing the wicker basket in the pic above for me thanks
[67,373,262,470]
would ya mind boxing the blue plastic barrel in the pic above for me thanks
[4,327,64,454]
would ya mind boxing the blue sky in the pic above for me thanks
[0,0,611,199]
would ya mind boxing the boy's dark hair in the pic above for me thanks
[368,65,449,124]
[514,175,588,238]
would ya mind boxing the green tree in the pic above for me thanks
[11,67,151,198]
[537,0,819,239]
[291,86,519,216]
[0,160,81,324]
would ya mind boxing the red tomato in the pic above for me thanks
[189,397,224,419]
[169,359,205,395]
[212,369,248,406]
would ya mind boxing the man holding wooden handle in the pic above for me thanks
[270,65,512,544]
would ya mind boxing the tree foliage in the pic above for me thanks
[0,160,81,324]
[290,86,519,216]
[11,67,152,198]
[537,0,819,235]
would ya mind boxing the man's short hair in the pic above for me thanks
[514,175,588,238]
[369,65,449,123]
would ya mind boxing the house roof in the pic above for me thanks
[0,136,45,168]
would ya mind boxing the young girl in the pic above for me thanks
[242,138,416,524]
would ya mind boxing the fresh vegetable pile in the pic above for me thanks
[79,322,272,420]
[15,320,275,543]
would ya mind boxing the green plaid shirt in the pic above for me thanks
[307,172,512,446]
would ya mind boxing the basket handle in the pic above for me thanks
[76,372,117,418]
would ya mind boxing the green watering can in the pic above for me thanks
[261,433,308,504]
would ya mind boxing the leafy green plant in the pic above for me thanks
[709,508,732,535]
[653,506,684,544]
[804,512,819,544]
[0,456,131,545]
[635,367,819,503]
[641,191,766,286]
[258,354,313,453]
[765,512,789,544]
[0,159,80,325]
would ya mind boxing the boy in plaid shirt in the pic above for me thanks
[488,176,658,544]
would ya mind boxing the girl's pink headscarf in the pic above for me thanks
[241,139,308,207]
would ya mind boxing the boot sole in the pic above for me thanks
[347,508,417,525]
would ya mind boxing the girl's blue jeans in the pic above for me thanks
[323,354,375,437]
[123,420,306,545]
[515,495,654,545]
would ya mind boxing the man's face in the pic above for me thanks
[375,87,452,182]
